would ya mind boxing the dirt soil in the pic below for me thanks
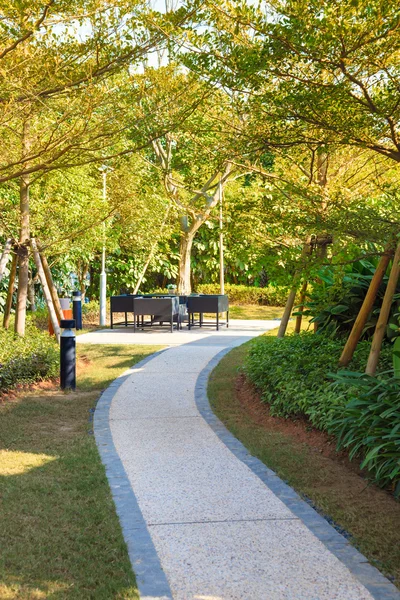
[235,372,371,478]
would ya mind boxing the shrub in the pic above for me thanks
[0,325,59,392]
[329,371,400,495]
[82,300,100,324]
[244,332,392,429]
[196,283,291,306]
[245,332,398,493]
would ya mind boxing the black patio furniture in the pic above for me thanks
[133,296,181,333]
[187,294,229,330]
[110,294,136,329]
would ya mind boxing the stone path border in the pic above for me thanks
[94,347,400,600]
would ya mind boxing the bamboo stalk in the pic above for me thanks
[294,280,308,334]
[0,238,12,282]
[339,245,393,366]
[39,247,64,322]
[365,241,400,376]
[3,249,17,329]
[31,238,60,343]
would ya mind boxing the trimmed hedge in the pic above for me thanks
[196,284,291,306]
[0,325,59,392]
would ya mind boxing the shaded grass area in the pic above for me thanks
[0,344,162,600]
[208,335,400,588]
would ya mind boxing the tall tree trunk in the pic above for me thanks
[177,230,195,295]
[15,121,30,336]
[339,244,393,366]
[294,281,308,333]
[365,242,400,376]
[3,249,17,329]
[0,238,12,282]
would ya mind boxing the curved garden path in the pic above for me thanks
[81,322,400,600]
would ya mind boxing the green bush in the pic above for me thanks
[244,332,392,429]
[0,325,59,392]
[329,371,400,495]
[82,300,100,324]
[245,332,399,492]
[196,283,291,306]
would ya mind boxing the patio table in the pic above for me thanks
[187,294,229,330]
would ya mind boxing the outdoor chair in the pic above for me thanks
[110,294,136,328]
[187,294,229,330]
[133,296,181,332]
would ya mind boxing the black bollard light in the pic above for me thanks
[72,290,82,330]
[60,319,76,390]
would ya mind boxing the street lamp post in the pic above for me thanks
[219,178,225,295]
[99,168,109,326]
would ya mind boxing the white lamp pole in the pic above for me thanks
[219,178,225,295]
[99,169,107,326]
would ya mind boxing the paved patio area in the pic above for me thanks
[77,318,279,346]
[93,320,400,600]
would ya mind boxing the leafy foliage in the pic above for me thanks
[245,333,392,429]
[0,325,58,392]
[299,259,400,339]
[329,371,400,495]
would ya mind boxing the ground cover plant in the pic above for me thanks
[244,332,400,493]
[0,325,58,393]
[0,344,162,600]
[208,338,400,587]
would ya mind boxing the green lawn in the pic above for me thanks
[0,344,162,600]
[229,305,284,320]
[208,332,400,588]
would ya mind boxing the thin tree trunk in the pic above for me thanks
[365,242,400,376]
[294,281,308,334]
[0,238,12,282]
[40,249,64,322]
[277,237,312,338]
[177,231,195,295]
[3,249,17,329]
[28,271,36,311]
[31,239,60,343]
[15,121,30,336]
[339,245,393,366]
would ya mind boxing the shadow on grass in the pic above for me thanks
[0,344,163,599]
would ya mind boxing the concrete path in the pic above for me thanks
[92,321,400,600]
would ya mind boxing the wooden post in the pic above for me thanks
[365,241,400,376]
[31,238,60,343]
[39,247,64,322]
[3,249,17,329]
[294,281,308,334]
[339,245,394,366]
[0,238,12,282]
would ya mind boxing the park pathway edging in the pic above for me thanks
[195,349,400,600]
[93,328,400,600]
[94,349,173,600]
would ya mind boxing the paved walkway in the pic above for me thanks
[91,321,400,600]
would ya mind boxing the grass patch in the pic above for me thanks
[229,305,284,320]
[0,344,162,600]
[208,332,400,588]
